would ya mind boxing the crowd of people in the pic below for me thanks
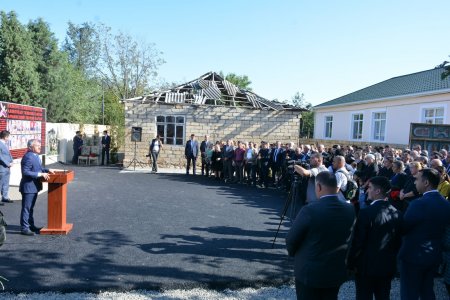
[179,134,450,300]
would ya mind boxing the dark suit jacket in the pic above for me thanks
[346,200,402,277]
[19,151,49,194]
[73,135,83,151]
[286,195,355,288]
[184,140,199,158]
[269,147,285,167]
[101,135,111,149]
[398,191,450,267]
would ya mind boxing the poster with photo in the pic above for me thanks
[0,102,46,159]
[7,120,42,150]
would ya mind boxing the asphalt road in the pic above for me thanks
[0,164,293,293]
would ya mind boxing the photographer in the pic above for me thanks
[294,152,328,203]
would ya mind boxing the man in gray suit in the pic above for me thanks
[184,134,199,175]
[0,131,13,204]
[286,171,355,300]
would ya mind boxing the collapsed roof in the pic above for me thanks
[125,72,301,111]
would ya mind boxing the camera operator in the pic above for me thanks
[294,152,328,203]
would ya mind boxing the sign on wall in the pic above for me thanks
[0,102,46,158]
[409,123,450,152]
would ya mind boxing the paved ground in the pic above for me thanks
[0,164,447,299]
[0,164,293,293]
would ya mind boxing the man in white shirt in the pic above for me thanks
[294,152,328,203]
[328,156,348,200]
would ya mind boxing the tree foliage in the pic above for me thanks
[0,11,40,104]
[288,92,314,138]
[219,71,252,91]
[97,24,165,100]
[438,58,450,79]
[62,22,100,77]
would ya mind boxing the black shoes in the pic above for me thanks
[1,199,13,203]
[30,226,43,233]
[21,230,35,236]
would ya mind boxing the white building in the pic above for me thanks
[313,67,450,147]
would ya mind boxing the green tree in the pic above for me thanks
[0,11,40,104]
[219,71,252,91]
[62,21,100,77]
[288,92,314,138]
[438,59,450,79]
[28,18,101,123]
[97,24,165,100]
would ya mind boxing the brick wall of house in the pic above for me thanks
[124,102,301,168]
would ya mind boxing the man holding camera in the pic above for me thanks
[294,152,328,203]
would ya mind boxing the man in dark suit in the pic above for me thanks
[184,134,199,175]
[0,130,13,204]
[200,135,211,176]
[347,176,402,300]
[19,139,55,236]
[398,168,450,300]
[286,171,355,300]
[101,130,111,165]
[72,131,83,164]
[270,141,285,186]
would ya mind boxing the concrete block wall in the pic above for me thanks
[124,102,301,168]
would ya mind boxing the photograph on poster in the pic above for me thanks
[6,120,42,150]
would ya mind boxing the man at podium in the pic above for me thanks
[19,139,55,236]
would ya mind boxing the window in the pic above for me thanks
[373,112,386,141]
[423,107,444,124]
[156,115,185,146]
[324,116,333,138]
[352,113,363,140]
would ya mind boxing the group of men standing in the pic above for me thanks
[286,167,450,300]
[72,130,111,165]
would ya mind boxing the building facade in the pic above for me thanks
[123,72,302,167]
[314,67,450,148]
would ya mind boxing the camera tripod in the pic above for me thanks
[126,140,146,170]
[271,174,304,248]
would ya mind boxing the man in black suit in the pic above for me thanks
[184,134,199,175]
[101,130,111,165]
[286,171,355,300]
[398,168,450,300]
[347,176,402,300]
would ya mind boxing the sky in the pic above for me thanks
[2,0,450,106]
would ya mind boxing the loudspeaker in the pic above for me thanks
[131,127,142,142]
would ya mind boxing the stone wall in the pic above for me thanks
[124,102,301,168]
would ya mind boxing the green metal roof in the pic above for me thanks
[315,67,450,108]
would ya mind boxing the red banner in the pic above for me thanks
[0,102,46,159]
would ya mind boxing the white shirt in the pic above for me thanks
[152,140,160,152]
[329,166,348,192]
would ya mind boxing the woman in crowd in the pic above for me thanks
[436,165,450,199]
[211,144,222,180]
[399,161,422,207]
[205,144,214,177]
[149,134,163,173]
[390,160,409,211]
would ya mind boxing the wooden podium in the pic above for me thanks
[40,170,74,235]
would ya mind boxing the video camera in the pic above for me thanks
[287,160,310,175]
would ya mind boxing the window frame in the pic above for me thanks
[372,111,386,142]
[351,113,364,140]
[422,107,444,124]
[324,115,333,139]
[155,115,186,146]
